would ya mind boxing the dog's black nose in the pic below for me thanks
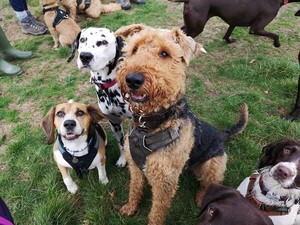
[64,120,76,130]
[80,52,93,64]
[126,73,145,90]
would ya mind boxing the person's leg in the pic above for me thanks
[0,26,32,60]
[9,0,47,35]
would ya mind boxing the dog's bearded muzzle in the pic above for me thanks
[125,72,148,103]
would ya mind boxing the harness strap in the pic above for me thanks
[57,124,101,179]
[246,174,290,216]
[43,6,69,28]
[129,125,180,171]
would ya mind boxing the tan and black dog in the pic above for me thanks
[42,100,108,194]
[41,0,80,49]
[116,24,249,225]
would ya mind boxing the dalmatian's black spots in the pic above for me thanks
[76,27,132,167]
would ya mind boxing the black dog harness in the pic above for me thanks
[129,98,225,171]
[43,6,70,28]
[57,123,105,179]
[129,126,180,171]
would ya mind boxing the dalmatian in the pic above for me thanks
[68,27,132,167]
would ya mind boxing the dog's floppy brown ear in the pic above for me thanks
[115,24,146,39]
[87,105,106,123]
[67,31,81,62]
[41,107,56,145]
[171,27,202,65]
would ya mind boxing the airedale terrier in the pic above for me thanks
[116,24,249,225]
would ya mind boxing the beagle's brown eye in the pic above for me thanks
[160,51,169,58]
[56,111,65,117]
[76,110,85,117]
[283,148,291,154]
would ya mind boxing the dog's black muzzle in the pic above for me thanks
[80,52,94,66]
[126,72,145,90]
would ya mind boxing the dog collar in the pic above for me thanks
[128,125,181,171]
[91,78,118,90]
[133,97,187,131]
[246,173,291,216]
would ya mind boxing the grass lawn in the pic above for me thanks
[0,0,300,224]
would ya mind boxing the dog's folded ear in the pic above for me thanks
[67,31,81,62]
[171,27,202,65]
[87,105,106,123]
[115,24,146,39]
[295,9,300,16]
[41,107,56,145]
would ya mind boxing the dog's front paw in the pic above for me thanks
[116,155,127,167]
[100,176,109,184]
[64,178,78,194]
[120,203,137,216]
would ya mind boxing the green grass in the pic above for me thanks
[0,1,300,224]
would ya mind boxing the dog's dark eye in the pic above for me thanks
[80,37,86,43]
[283,148,291,154]
[56,111,65,117]
[160,51,169,58]
[96,40,108,47]
[76,110,85,117]
[132,47,138,54]
[208,207,215,217]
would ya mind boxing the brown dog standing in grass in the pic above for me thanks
[41,0,80,49]
[169,0,300,47]
[60,0,121,20]
[116,24,249,225]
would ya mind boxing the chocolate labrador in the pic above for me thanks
[169,0,300,47]
[286,52,300,121]
[197,184,273,225]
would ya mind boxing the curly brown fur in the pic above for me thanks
[116,24,248,225]
[60,0,121,20]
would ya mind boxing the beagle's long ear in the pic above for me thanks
[87,105,106,123]
[115,24,146,39]
[171,27,202,65]
[41,107,56,145]
[67,31,81,62]
[295,9,300,16]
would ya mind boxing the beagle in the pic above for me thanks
[42,100,108,193]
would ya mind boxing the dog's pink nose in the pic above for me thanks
[274,165,292,179]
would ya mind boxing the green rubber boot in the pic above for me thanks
[0,58,23,76]
[0,26,32,61]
